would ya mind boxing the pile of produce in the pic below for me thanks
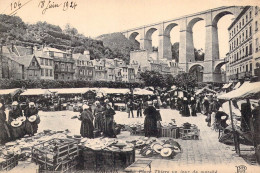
[139,138,181,159]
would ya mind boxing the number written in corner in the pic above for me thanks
[11,0,22,11]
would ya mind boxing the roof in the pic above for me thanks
[222,83,233,89]
[133,88,153,95]
[43,47,67,54]
[48,88,95,94]
[12,55,36,67]
[233,82,241,90]
[14,46,32,56]
[34,50,53,59]
[218,81,260,100]
[98,88,130,94]
[0,88,21,96]
[228,6,250,30]
[20,89,52,96]
[195,87,217,95]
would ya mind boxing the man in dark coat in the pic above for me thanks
[24,102,39,136]
[240,99,252,132]
[136,99,143,118]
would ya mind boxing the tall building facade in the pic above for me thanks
[226,6,255,82]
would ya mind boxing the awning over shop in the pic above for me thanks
[20,89,52,96]
[195,87,217,95]
[218,81,260,100]
[98,88,130,95]
[233,82,241,90]
[133,88,154,95]
[0,88,21,96]
[222,83,232,89]
[49,88,95,95]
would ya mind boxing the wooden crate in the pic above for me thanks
[179,128,200,140]
[32,138,79,168]
[0,154,19,171]
[160,127,179,138]
[36,156,78,173]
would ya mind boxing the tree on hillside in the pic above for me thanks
[64,23,78,36]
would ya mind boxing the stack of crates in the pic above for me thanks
[0,154,19,171]
[160,126,179,138]
[31,138,79,172]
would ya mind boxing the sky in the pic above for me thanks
[0,0,259,58]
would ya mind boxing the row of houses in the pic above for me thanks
[0,44,137,82]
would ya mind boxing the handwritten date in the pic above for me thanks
[38,0,77,14]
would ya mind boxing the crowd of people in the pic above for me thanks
[0,101,40,144]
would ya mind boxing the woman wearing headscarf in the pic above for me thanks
[8,101,24,139]
[103,103,116,138]
[0,103,11,144]
[182,97,190,117]
[144,101,159,137]
[24,102,39,136]
[190,97,197,116]
[93,101,104,132]
[79,105,94,138]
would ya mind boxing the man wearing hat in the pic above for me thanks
[79,104,94,138]
[24,102,39,136]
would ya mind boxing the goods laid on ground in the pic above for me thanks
[125,123,145,136]
[179,122,200,140]
[79,138,135,171]
[138,138,181,159]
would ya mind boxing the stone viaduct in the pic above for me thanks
[122,6,244,83]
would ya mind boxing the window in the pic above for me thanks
[242,32,244,41]
[249,25,252,36]
[242,19,244,25]
[32,61,35,67]
[250,11,252,18]
[246,46,248,56]
[256,21,258,31]
[49,60,52,66]
[239,22,241,29]
[246,30,248,39]
[41,69,44,76]
[246,15,248,22]
[40,58,44,65]
[50,69,53,77]
[256,6,258,15]
[246,64,248,72]
[49,51,54,57]
[34,70,37,76]
[45,69,48,76]
[249,42,252,55]
[45,59,48,66]
[250,63,252,71]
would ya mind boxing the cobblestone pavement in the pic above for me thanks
[34,109,260,172]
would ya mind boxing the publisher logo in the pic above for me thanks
[235,165,247,173]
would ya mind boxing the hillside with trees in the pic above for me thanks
[0,14,121,60]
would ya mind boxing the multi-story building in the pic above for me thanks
[34,48,54,80]
[226,6,254,82]
[93,59,107,81]
[127,66,135,83]
[73,51,95,81]
[42,47,75,80]
[12,55,41,80]
[1,45,25,79]
[253,6,260,80]
[121,66,128,82]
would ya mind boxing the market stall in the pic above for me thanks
[195,87,217,95]
[218,81,260,161]
[0,88,22,106]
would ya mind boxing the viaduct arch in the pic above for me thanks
[122,6,244,83]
